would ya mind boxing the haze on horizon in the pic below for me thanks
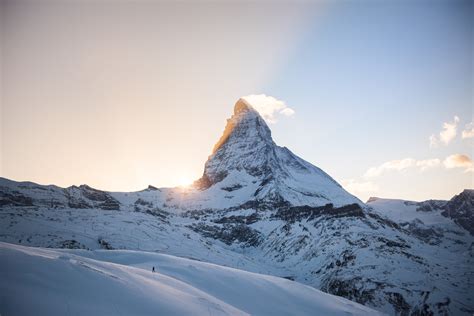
[0,0,472,202]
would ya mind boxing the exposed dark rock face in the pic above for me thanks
[213,212,260,225]
[99,199,120,210]
[366,212,401,230]
[405,220,443,245]
[77,185,120,210]
[64,185,121,210]
[98,238,114,250]
[135,198,153,208]
[134,199,170,223]
[386,292,411,316]
[146,185,160,191]
[67,198,92,209]
[273,203,364,223]
[442,190,474,235]
[60,239,88,249]
[221,184,243,192]
[415,200,445,213]
[189,223,262,247]
[145,208,170,223]
[79,185,110,201]
[323,277,381,306]
[0,190,34,207]
[235,198,291,211]
[376,236,410,249]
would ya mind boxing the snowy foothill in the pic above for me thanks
[0,242,382,316]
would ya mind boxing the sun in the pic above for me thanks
[177,176,194,188]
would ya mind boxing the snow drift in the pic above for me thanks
[0,242,381,316]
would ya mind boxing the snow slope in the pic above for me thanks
[0,242,381,316]
[366,189,474,236]
[367,198,450,225]
[1,191,472,315]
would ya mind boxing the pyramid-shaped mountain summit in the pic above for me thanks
[179,98,361,210]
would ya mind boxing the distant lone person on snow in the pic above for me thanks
[152,266,155,273]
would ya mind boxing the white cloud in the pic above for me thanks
[429,134,438,148]
[364,158,416,178]
[364,158,442,178]
[242,94,295,124]
[280,107,295,116]
[429,116,459,148]
[341,179,378,197]
[364,155,472,178]
[348,155,470,200]
[415,158,441,171]
[443,154,474,172]
[462,122,474,139]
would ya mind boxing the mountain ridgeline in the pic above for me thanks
[0,99,473,315]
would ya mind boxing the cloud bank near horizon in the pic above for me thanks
[342,153,472,201]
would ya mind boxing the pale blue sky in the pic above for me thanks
[265,0,473,201]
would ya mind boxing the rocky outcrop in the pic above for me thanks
[65,185,120,210]
[0,190,34,207]
[442,189,474,235]
[189,222,262,247]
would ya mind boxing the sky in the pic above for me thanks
[1,0,472,202]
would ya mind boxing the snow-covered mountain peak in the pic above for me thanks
[234,97,257,115]
[190,98,361,208]
[195,98,275,189]
[211,98,273,155]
